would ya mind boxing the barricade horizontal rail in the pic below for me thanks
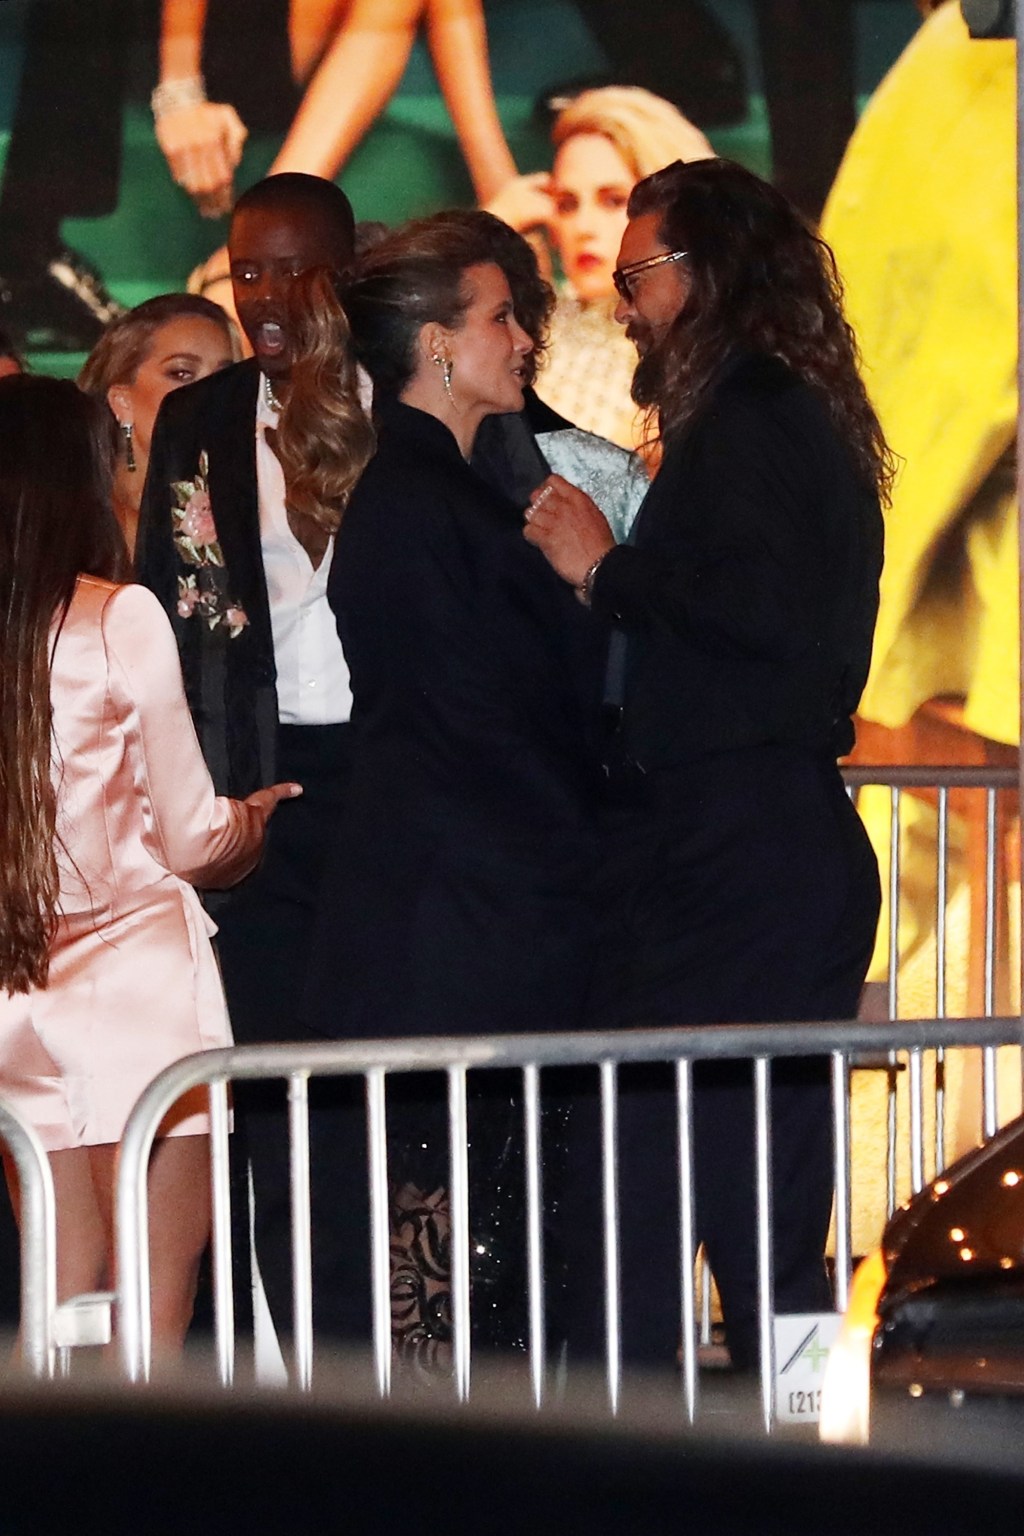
[841,765,1018,790]
[114,1015,1023,1431]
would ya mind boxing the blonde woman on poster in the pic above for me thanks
[485,86,712,453]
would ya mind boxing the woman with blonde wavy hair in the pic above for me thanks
[78,293,236,561]
[486,85,714,452]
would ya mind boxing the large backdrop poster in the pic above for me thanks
[0,0,922,363]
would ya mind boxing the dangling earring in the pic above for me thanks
[120,419,136,472]
[432,352,455,405]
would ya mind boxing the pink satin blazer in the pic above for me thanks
[0,576,262,1149]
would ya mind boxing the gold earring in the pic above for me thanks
[120,420,136,472]
[432,352,454,404]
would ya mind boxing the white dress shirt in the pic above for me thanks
[256,377,352,725]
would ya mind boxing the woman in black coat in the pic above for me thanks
[277,213,607,1355]
[525,158,891,1374]
[291,214,605,1041]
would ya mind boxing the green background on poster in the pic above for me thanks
[0,0,921,368]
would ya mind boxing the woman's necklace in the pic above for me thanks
[262,375,284,414]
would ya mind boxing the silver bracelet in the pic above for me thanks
[577,554,607,607]
[151,75,208,120]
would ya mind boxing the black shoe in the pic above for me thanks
[0,242,125,352]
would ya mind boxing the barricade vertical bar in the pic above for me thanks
[116,1112,159,1383]
[208,1079,234,1387]
[888,787,901,1021]
[288,1072,313,1391]
[0,1106,57,1378]
[886,788,901,1217]
[366,1068,391,1399]
[982,787,999,1139]
[982,1050,999,1139]
[675,1058,698,1423]
[886,1055,899,1219]
[985,786,998,1018]
[908,1049,924,1194]
[831,1052,852,1313]
[600,1059,621,1415]
[936,786,949,1019]
[754,1056,775,1433]
[1017,0,1024,1142]
[699,1251,712,1346]
[935,787,949,1172]
[523,1063,546,1409]
[449,1065,471,1402]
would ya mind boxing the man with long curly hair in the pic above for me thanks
[525,157,890,1376]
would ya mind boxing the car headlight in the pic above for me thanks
[819,1249,888,1445]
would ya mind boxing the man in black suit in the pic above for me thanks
[136,172,370,1352]
[525,159,883,1375]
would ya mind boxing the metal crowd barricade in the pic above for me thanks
[0,1096,59,1377]
[843,763,1021,1207]
[113,1014,1022,1432]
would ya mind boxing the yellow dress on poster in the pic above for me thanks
[821,2,1018,746]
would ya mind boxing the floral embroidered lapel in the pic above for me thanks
[171,451,250,638]
[136,359,278,798]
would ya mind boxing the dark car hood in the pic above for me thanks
[881,1114,1024,1311]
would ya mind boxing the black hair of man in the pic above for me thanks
[232,173,356,266]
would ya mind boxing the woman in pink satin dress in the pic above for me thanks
[0,376,298,1354]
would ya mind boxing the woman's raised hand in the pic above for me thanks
[483,171,556,235]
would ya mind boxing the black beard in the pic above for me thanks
[631,340,667,412]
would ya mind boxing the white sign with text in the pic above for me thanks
[774,1313,844,1423]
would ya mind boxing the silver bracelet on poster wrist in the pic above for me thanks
[151,75,208,120]
[577,554,607,607]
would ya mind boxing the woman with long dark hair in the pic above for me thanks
[525,157,890,1373]
[0,376,296,1355]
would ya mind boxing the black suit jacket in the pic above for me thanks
[136,359,280,801]
[591,352,885,768]
[302,399,606,1039]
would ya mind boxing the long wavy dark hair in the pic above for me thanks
[629,158,896,504]
[276,210,555,529]
[0,376,127,994]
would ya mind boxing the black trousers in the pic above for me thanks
[561,746,880,1372]
[214,723,371,1348]
[558,1057,833,1374]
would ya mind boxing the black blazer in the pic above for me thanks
[135,359,279,800]
[591,352,885,768]
[302,399,606,1039]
